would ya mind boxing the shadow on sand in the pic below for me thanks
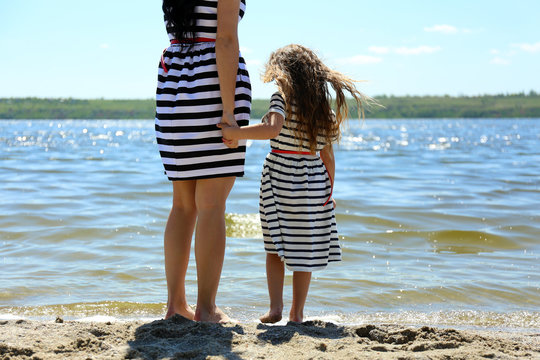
[126,315,244,360]
[128,316,458,359]
[256,320,354,346]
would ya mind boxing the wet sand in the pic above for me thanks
[1,315,538,359]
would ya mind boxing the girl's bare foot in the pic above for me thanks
[259,310,282,324]
[165,305,195,320]
[194,306,233,323]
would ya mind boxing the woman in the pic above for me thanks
[156,0,251,323]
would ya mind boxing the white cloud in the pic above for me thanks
[490,57,510,65]
[246,58,263,68]
[336,55,383,65]
[512,42,540,53]
[240,46,253,55]
[394,46,441,55]
[490,49,500,55]
[424,25,477,34]
[424,25,458,34]
[366,45,442,56]
[99,43,110,49]
[368,46,390,54]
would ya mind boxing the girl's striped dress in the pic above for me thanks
[260,92,341,272]
[155,0,251,180]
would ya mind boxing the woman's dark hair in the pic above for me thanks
[162,0,196,42]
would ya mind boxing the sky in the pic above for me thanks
[0,0,539,100]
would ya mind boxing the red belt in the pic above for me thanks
[271,149,314,156]
[161,38,216,73]
[271,149,333,207]
[170,37,216,44]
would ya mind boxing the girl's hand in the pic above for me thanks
[217,122,239,148]
[217,122,237,140]
[332,198,337,209]
[222,138,239,148]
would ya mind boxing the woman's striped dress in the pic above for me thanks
[155,0,251,180]
[260,93,341,272]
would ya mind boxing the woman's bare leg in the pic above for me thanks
[259,253,284,323]
[164,180,197,320]
[289,271,312,323]
[193,176,236,323]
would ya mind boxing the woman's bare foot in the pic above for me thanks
[259,310,282,324]
[165,305,195,320]
[194,306,232,323]
[289,310,304,323]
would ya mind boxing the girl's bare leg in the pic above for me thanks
[193,176,236,323]
[164,180,197,320]
[260,253,284,323]
[289,271,312,323]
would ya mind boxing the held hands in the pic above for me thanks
[222,136,238,148]
[217,113,239,148]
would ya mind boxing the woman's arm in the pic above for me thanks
[218,112,284,140]
[216,0,241,127]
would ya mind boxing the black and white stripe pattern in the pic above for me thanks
[156,0,251,180]
[260,93,341,272]
[166,0,246,41]
[264,93,329,153]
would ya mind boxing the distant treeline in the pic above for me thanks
[1,92,539,119]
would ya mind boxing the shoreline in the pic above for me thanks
[3,306,540,332]
[1,316,538,359]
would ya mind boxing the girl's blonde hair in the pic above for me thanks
[262,44,373,152]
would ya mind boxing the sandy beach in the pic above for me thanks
[1,315,538,360]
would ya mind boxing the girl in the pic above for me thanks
[218,44,371,323]
[156,0,251,323]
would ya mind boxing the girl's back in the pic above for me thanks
[266,93,330,154]
[260,91,340,272]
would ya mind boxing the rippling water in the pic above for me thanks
[1,119,539,329]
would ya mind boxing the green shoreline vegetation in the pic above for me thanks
[1,92,539,119]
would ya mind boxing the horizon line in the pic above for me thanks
[1,90,539,101]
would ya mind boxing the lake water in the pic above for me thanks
[1,118,539,330]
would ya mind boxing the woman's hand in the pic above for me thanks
[221,112,238,127]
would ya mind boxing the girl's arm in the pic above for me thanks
[320,143,335,181]
[216,0,241,127]
[320,143,336,207]
[218,112,284,140]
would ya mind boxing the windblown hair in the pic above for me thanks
[162,0,196,42]
[263,44,373,152]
